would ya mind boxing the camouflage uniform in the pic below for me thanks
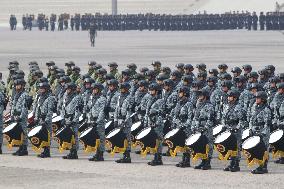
[0,92,5,148]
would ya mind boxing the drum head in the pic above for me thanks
[52,116,63,123]
[79,114,84,122]
[131,121,141,132]
[186,133,201,146]
[28,111,34,119]
[28,126,42,137]
[105,121,112,129]
[79,127,92,138]
[242,129,250,140]
[213,125,224,136]
[136,127,151,140]
[3,122,18,133]
[164,128,179,139]
[215,131,231,144]
[269,129,283,144]
[243,136,260,150]
[52,113,57,118]
[106,128,121,138]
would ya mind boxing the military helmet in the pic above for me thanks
[149,83,161,91]
[231,67,242,74]
[107,79,119,86]
[145,70,156,77]
[197,72,207,78]
[94,64,102,70]
[72,66,81,72]
[84,77,94,84]
[97,68,107,75]
[108,62,118,67]
[122,69,131,76]
[220,73,232,80]
[277,82,284,89]
[56,68,65,74]
[9,61,19,66]
[139,67,149,73]
[227,89,240,99]
[192,80,203,88]
[182,75,194,83]
[161,67,171,74]
[127,63,137,70]
[12,74,24,80]
[15,70,25,76]
[278,73,284,80]
[208,68,219,76]
[91,83,104,91]
[65,61,75,67]
[119,82,131,90]
[255,91,268,101]
[138,80,149,87]
[268,76,280,83]
[80,74,90,81]
[105,73,115,80]
[14,79,26,86]
[59,76,70,83]
[171,70,182,78]
[163,79,175,87]
[156,73,168,81]
[248,72,259,79]
[258,69,268,76]
[88,61,97,66]
[221,80,233,88]
[176,63,185,69]
[29,61,38,66]
[250,83,261,90]
[265,65,275,72]
[50,65,58,71]
[198,88,210,98]
[235,75,247,83]
[133,73,144,80]
[178,86,190,97]
[151,61,161,66]
[196,63,206,70]
[66,82,77,90]
[207,76,218,83]
[218,64,228,69]
[38,82,50,89]
[183,64,194,70]
[39,77,49,83]
[242,64,252,71]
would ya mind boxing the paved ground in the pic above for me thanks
[0,29,284,188]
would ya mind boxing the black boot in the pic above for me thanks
[0,144,2,154]
[148,153,163,166]
[194,159,206,169]
[176,153,191,168]
[38,147,51,158]
[89,150,104,161]
[162,149,171,156]
[116,151,131,163]
[224,158,235,171]
[251,166,265,174]
[63,148,78,159]
[12,146,22,156]
[275,157,284,164]
[230,159,240,172]
[202,158,211,170]
[18,145,28,156]
[262,160,268,174]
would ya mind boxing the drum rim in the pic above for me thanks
[242,128,250,140]
[164,128,179,139]
[3,122,18,132]
[28,111,34,119]
[136,127,151,140]
[213,124,224,136]
[269,129,283,144]
[242,136,260,150]
[105,120,113,129]
[131,121,141,132]
[79,127,93,138]
[186,132,201,146]
[214,131,231,144]
[55,125,69,135]
[52,115,63,122]
[28,125,43,137]
[106,128,121,138]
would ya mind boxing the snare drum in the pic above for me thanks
[105,128,127,155]
[242,136,269,167]
[164,128,187,157]
[135,127,158,156]
[131,121,143,143]
[78,121,88,133]
[28,125,50,153]
[3,122,23,149]
[52,115,63,135]
[54,126,75,152]
[185,133,209,161]
[105,120,114,135]
[213,124,226,138]
[269,129,284,159]
[79,126,100,153]
[214,131,237,160]
[242,128,250,143]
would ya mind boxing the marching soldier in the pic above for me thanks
[191,88,215,170]
[33,82,56,158]
[145,83,164,166]
[113,82,134,163]
[70,66,81,84]
[220,89,246,172]
[88,83,107,161]
[247,91,271,174]
[171,86,194,168]
[11,79,29,156]
[60,83,83,159]
[151,61,162,76]
[0,90,5,154]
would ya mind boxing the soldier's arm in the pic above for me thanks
[205,104,215,130]
[96,97,107,124]
[45,97,56,124]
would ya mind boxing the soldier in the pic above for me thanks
[220,89,246,172]
[175,63,185,75]
[70,66,81,84]
[196,63,207,74]
[171,86,194,168]
[208,69,219,78]
[82,78,95,118]
[87,61,96,76]
[127,63,137,78]
[242,64,252,80]
[96,68,107,84]
[11,79,29,156]
[170,70,183,90]
[231,67,242,87]
[108,62,120,80]
[265,65,275,79]
[87,83,107,161]
[65,61,75,76]
[270,83,284,131]
[246,71,259,89]
[196,72,207,89]
[113,82,134,163]
[48,65,58,86]
[151,61,162,76]
[247,91,271,174]
[276,86,284,164]
[33,82,56,158]
[145,83,164,166]
[0,90,5,154]
[252,12,258,30]
[139,67,149,77]
[204,76,218,96]
[70,16,74,31]
[266,76,280,106]
[191,88,215,170]
[61,83,82,159]
[134,80,149,121]
[0,72,6,94]
[180,75,194,89]
[105,79,119,121]
[183,64,195,80]
[217,64,228,78]
[258,69,269,88]
[162,79,178,117]
[259,12,266,31]
[160,67,171,79]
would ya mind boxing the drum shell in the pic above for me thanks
[213,125,226,138]
[79,126,100,149]
[135,127,158,150]
[214,132,237,158]
[105,121,114,136]
[131,122,143,143]
[52,116,63,134]
[106,128,126,149]
[269,129,284,152]
[164,129,186,150]
[163,119,171,136]
[242,128,250,143]
[28,126,49,149]
[54,126,74,147]
[243,136,267,163]
[186,133,208,155]
[3,122,23,147]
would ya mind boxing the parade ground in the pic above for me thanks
[0,28,284,189]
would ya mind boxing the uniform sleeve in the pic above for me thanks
[95,97,106,124]
[45,96,56,124]
[19,93,28,120]
[205,104,215,130]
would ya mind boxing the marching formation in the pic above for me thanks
[1,60,284,175]
[9,11,284,31]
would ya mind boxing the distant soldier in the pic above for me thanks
[89,21,97,47]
